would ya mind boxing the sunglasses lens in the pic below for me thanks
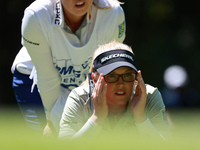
[123,73,135,82]
[104,73,136,83]
[104,74,118,83]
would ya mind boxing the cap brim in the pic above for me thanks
[96,61,138,75]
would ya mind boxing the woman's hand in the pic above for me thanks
[43,120,56,137]
[131,70,147,123]
[90,74,108,125]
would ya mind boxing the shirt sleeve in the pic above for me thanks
[59,88,101,139]
[135,118,167,141]
[21,9,61,120]
[136,86,170,140]
[59,118,102,139]
[106,4,126,43]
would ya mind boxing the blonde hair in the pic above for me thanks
[81,41,134,86]
[93,41,133,59]
[93,0,123,9]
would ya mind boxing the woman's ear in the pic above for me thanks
[92,72,98,83]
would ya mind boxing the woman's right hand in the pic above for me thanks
[90,74,108,125]
[43,120,56,137]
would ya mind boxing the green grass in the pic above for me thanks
[0,107,200,150]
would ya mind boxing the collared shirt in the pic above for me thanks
[63,15,87,40]
[61,7,95,47]
[59,84,170,140]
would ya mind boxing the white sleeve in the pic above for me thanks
[107,5,126,43]
[21,9,61,120]
[11,46,32,74]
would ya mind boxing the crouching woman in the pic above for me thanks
[59,41,170,140]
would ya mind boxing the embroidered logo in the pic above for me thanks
[162,109,169,124]
[55,57,92,90]
[118,21,125,38]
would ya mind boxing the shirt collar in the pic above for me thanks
[63,14,88,34]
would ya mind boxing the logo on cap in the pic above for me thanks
[101,53,134,63]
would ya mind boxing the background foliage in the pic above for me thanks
[0,0,199,107]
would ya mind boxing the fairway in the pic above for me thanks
[0,106,199,150]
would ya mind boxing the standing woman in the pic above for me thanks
[11,0,125,135]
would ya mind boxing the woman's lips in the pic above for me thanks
[75,2,85,7]
[115,91,125,95]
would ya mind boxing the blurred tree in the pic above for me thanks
[122,0,199,92]
[0,0,33,105]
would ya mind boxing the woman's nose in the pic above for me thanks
[116,76,125,86]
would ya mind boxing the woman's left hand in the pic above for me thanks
[130,70,147,123]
